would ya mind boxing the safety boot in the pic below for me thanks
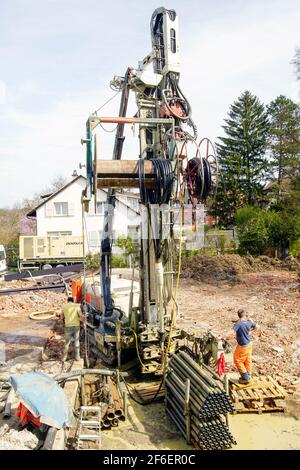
[239,372,251,384]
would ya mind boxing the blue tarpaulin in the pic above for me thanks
[10,371,75,429]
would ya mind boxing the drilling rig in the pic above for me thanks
[80,7,217,374]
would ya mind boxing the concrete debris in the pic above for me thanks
[0,350,43,379]
[0,423,9,437]
[0,425,39,450]
[272,346,284,353]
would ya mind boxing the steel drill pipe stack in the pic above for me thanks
[171,352,234,415]
[166,351,236,450]
[98,378,126,430]
[166,393,235,450]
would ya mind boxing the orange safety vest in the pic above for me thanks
[16,402,41,427]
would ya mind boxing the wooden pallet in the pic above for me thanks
[229,376,287,414]
[134,383,165,402]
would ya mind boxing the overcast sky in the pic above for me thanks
[0,0,299,207]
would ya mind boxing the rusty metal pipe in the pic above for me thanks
[106,410,116,420]
[168,369,206,406]
[110,380,123,417]
[102,419,111,428]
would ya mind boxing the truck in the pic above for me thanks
[18,235,84,270]
[0,244,7,273]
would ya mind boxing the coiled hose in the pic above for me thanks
[139,157,174,205]
[185,157,212,203]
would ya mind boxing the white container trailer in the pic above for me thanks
[0,244,7,273]
[19,235,84,269]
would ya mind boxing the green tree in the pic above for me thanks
[211,91,269,226]
[0,176,68,250]
[235,205,300,256]
[235,206,269,255]
[116,236,139,265]
[267,95,300,189]
[267,211,300,251]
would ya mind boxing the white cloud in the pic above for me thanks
[0,85,139,206]
[180,4,300,140]
[0,81,6,105]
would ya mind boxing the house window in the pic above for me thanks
[54,202,68,216]
[88,231,101,250]
[128,225,140,242]
[88,201,105,215]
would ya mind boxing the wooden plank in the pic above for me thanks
[96,178,155,189]
[267,376,286,398]
[266,384,278,398]
[273,399,287,408]
[138,388,165,394]
[241,388,250,399]
[96,159,154,175]
[233,404,286,414]
[232,378,273,391]
[230,376,286,403]
[95,160,156,189]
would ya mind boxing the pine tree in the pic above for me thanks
[267,95,300,188]
[292,46,300,82]
[211,91,269,226]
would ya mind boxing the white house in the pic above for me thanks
[27,175,141,253]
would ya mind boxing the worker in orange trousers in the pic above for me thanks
[227,309,259,384]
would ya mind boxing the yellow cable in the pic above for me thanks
[162,186,185,375]
[133,331,148,369]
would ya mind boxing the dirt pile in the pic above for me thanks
[180,254,300,283]
[44,319,65,360]
[0,288,65,318]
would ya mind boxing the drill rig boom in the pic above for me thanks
[82,8,213,373]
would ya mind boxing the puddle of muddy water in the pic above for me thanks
[229,413,300,450]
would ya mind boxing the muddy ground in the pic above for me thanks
[0,282,65,362]
[100,398,300,451]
